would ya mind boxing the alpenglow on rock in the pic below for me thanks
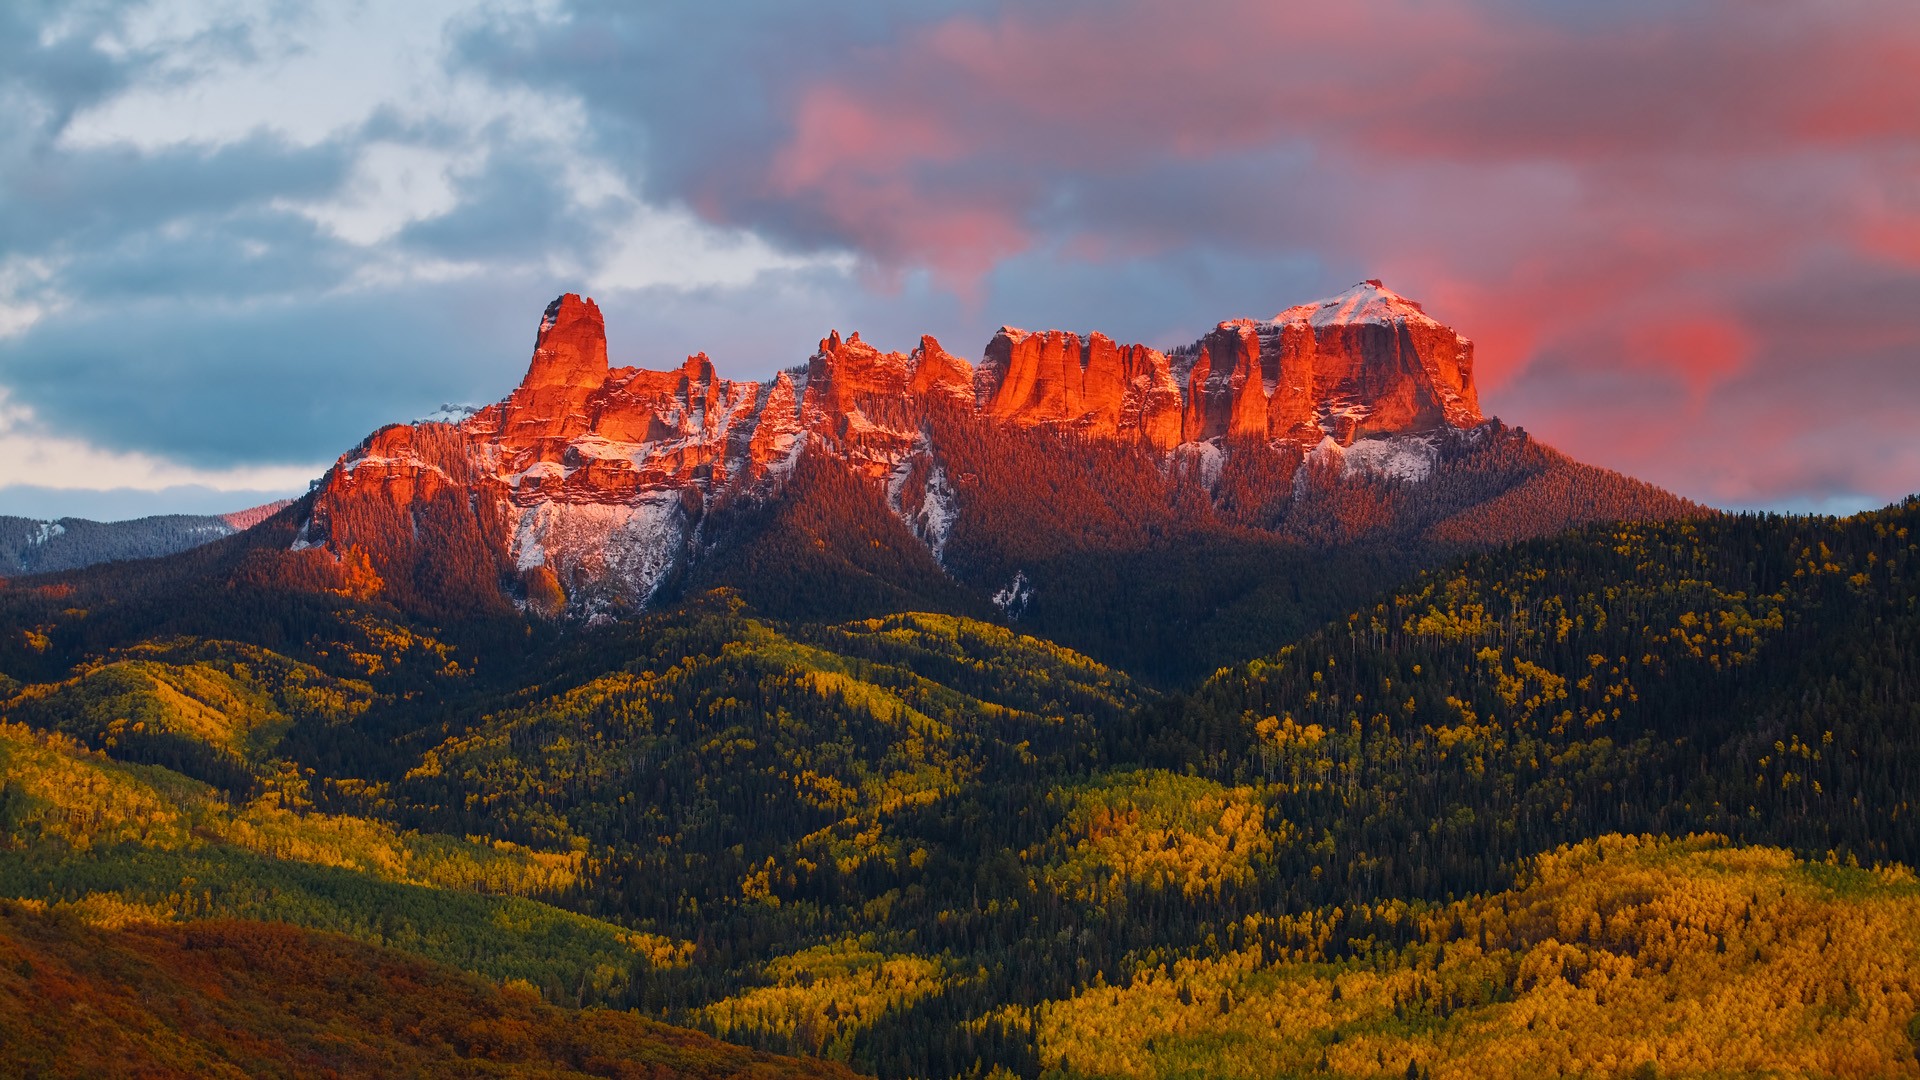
[977,281,1480,448]
[294,282,1494,616]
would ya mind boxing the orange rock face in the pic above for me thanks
[300,280,1487,615]
[1266,280,1482,440]
[976,329,1184,448]
[799,329,977,479]
[497,294,608,455]
[971,281,1475,449]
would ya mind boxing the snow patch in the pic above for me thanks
[509,494,693,611]
[1302,433,1438,484]
[883,441,962,563]
[1341,434,1438,482]
[511,505,549,571]
[566,435,653,464]
[992,570,1033,619]
[770,431,809,482]
[510,460,567,487]
[916,465,959,560]
[416,402,480,425]
[29,521,65,546]
[1268,279,1441,331]
[1173,440,1226,489]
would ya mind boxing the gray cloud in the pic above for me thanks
[0,137,352,252]
[0,278,548,467]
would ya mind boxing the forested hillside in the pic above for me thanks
[0,503,289,576]
[0,900,858,1079]
[1154,496,1920,902]
[696,417,1702,685]
[0,497,1915,1077]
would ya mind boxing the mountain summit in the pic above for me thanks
[293,283,1694,661]
[978,278,1478,449]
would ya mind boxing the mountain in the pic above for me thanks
[17,283,1897,1079]
[0,500,291,576]
[292,284,1698,680]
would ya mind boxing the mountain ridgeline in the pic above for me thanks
[289,282,1697,682]
[2,284,1913,1079]
[0,501,289,577]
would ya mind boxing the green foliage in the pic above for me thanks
[390,607,1139,934]
[0,720,663,996]
[702,936,950,1061]
[1038,771,1275,903]
[0,493,1916,1079]
[1,638,374,794]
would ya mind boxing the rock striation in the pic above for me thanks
[298,282,1488,615]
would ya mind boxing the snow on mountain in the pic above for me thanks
[291,284,1518,617]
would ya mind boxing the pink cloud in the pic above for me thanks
[1625,315,1753,397]
[732,0,1920,504]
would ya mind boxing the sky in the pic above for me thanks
[2,0,1918,520]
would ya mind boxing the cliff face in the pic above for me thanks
[975,329,1185,448]
[971,280,1479,449]
[298,281,1496,616]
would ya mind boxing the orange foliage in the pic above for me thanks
[0,901,859,1080]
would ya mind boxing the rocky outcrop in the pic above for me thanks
[1167,280,1481,446]
[970,280,1477,449]
[297,280,1492,616]
[976,329,1185,448]
[1267,279,1481,439]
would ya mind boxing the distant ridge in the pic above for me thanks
[0,499,293,576]
[219,499,293,532]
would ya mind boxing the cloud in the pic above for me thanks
[0,387,320,497]
[593,0,1916,505]
[0,0,851,486]
[2,0,1918,515]
[58,0,573,152]
[0,278,558,467]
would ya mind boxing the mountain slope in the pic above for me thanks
[0,901,860,1080]
[1147,496,1920,902]
[1019,835,1920,1079]
[0,500,290,575]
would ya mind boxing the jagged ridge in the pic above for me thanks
[294,283,1687,628]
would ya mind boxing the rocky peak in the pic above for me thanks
[908,335,975,403]
[523,294,609,391]
[493,293,613,458]
[301,282,1499,617]
[1270,279,1438,330]
[1263,279,1483,437]
[804,329,976,418]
